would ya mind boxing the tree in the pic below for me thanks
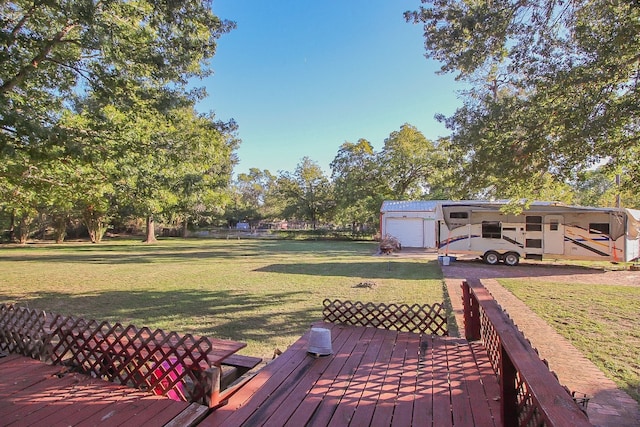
[2,0,233,156]
[228,168,278,227]
[102,99,236,243]
[1,1,235,241]
[573,167,639,209]
[277,158,334,229]
[378,124,440,199]
[330,139,384,232]
[406,0,640,202]
[168,112,239,237]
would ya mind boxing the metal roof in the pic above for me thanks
[382,199,632,215]
[380,200,442,212]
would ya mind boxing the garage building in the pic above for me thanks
[380,200,440,248]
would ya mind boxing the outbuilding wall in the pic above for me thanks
[380,201,440,248]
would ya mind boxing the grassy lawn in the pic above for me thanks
[0,239,445,360]
[499,279,640,403]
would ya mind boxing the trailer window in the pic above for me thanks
[549,220,559,231]
[482,221,501,239]
[526,239,542,248]
[526,216,542,232]
[589,223,610,235]
[449,212,469,219]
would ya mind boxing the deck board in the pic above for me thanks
[448,338,480,427]
[245,325,361,426]
[370,330,410,426]
[390,332,419,427]
[0,355,203,427]
[283,325,367,426]
[459,340,499,427]
[469,341,502,420]
[306,325,376,427]
[324,326,386,427]
[200,324,502,427]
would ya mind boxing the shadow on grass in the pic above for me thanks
[0,288,320,345]
[254,260,443,280]
[0,240,378,264]
[441,258,616,279]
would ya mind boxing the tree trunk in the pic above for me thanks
[52,216,67,244]
[83,209,106,243]
[182,219,189,238]
[17,215,32,244]
[143,215,157,243]
[8,209,16,242]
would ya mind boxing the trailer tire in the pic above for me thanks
[503,252,520,266]
[483,251,501,265]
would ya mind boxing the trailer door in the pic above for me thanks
[544,215,564,255]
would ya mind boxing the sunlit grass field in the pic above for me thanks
[499,279,640,403]
[0,239,445,360]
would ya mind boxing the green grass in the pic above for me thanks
[499,279,640,403]
[0,239,444,360]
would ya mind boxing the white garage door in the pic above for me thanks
[386,218,424,248]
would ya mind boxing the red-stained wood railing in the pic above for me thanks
[461,279,592,427]
[0,304,227,407]
[322,298,448,335]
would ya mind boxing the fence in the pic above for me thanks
[461,279,591,427]
[322,298,448,335]
[0,304,219,405]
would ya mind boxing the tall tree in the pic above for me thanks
[1,0,233,150]
[330,139,384,232]
[1,1,235,241]
[277,157,334,229]
[378,124,440,199]
[228,168,278,227]
[169,111,238,237]
[406,0,640,202]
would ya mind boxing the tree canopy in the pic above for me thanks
[406,0,639,203]
[1,0,238,242]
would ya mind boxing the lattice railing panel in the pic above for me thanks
[463,280,589,427]
[476,300,546,427]
[479,308,501,377]
[0,304,50,359]
[514,370,545,427]
[322,299,448,336]
[0,303,217,405]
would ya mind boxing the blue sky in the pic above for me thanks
[199,1,464,176]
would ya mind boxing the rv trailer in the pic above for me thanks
[437,201,640,265]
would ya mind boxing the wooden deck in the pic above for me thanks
[0,353,208,426]
[1,286,592,426]
[200,323,502,427]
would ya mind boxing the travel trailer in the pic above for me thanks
[380,200,640,265]
[437,201,640,265]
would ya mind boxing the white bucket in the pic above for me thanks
[442,256,450,266]
[307,327,332,357]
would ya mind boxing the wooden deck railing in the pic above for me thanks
[322,298,448,335]
[461,279,592,427]
[0,304,228,407]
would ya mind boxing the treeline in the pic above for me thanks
[2,117,629,244]
[226,123,636,237]
[2,1,637,243]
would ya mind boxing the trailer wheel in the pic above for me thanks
[483,251,501,265]
[503,252,520,266]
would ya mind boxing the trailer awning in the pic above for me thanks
[626,209,640,239]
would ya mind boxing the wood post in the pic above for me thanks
[500,345,519,427]
[205,365,221,408]
[462,280,481,341]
